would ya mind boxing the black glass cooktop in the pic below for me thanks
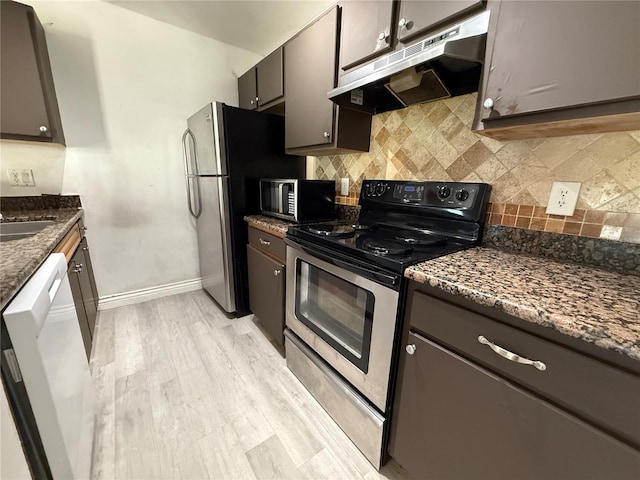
[288,221,471,273]
[286,180,491,274]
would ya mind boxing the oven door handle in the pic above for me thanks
[288,239,400,288]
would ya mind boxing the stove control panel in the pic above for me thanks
[361,180,489,211]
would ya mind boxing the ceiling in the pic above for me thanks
[107,1,335,56]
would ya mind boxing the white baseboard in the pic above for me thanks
[97,278,202,311]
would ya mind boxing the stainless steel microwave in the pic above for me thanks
[259,179,336,222]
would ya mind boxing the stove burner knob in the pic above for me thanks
[375,183,387,196]
[437,186,451,199]
[365,183,375,196]
[455,189,469,201]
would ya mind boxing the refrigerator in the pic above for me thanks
[182,102,305,316]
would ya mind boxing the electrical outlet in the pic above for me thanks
[546,181,581,216]
[20,169,35,186]
[340,177,350,196]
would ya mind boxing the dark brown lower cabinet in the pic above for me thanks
[390,284,640,480]
[68,237,98,360]
[247,243,285,347]
[390,331,640,480]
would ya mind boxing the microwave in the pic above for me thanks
[260,179,336,222]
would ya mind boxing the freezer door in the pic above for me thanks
[186,102,227,176]
[197,176,236,312]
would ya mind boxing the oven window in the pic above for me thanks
[295,259,374,373]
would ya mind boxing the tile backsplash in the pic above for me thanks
[313,93,640,243]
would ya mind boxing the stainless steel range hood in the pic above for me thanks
[328,10,490,115]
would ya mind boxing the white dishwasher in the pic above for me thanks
[3,253,95,479]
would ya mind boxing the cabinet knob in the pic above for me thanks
[323,131,331,139]
[39,125,48,133]
[399,17,408,28]
[74,263,83,273]
[255,96,260,102]
[378,31,389,41]
[250,100,255,105]
[483,98,494,110]
[274,269,281,276]
[405,344,416,355]
[82,226,88,231]
[82,246,89,251]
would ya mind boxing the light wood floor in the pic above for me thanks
[90,290,412,480]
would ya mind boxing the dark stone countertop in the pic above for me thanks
[244,214,295,238]
[0,208,83,310]
[405,247,640,362]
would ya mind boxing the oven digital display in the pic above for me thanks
[394,184,424,201]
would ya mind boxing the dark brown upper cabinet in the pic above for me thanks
[238,47,284,112]
[284,5,372,155]
[0,1,65,145]
[396,0,484,43]
[473,0,640,140]
[339,0,397,71]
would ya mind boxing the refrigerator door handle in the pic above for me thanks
[182,129,201,218]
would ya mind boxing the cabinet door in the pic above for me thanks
[0,1,51,138]
[238,68,258,110]
[247,244,285,346]
[285,6,338,149]
[79,238,98,334]
[480,1,640,121]
[340,0,396,71]
[68,253,92,360]
[390,331,640,480]
[397,0,483,43]
[256,48,284,106]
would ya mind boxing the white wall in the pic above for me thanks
[8,1,261,297]
[0,140,66,196]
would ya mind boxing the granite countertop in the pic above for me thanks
[0,208,83,310]
[244,214,296,238]
[405,247,640,362]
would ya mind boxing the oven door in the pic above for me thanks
[286,243,400,412]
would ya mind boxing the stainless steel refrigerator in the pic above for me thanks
[182,102,305,316]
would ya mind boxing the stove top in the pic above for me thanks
[288,221,471,273]
[286,180,492,274]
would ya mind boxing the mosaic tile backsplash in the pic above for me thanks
[313,93,640,243]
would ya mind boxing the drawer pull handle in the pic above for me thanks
[477,336,546,371]
[259,238,271,246]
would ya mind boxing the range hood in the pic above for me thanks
[328,10,490,115]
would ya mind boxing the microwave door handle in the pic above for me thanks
[277,183,284,214]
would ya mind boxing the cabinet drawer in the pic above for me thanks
[248,227,286,260]
[409,290,640,447]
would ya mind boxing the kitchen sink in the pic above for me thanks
[0,221,54,242]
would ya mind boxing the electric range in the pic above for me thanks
[283,179,491,469]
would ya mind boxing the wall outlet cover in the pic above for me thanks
[340,177,349,196]
[546,181,581,216]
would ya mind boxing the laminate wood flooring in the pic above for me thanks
[90,291,412,480]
